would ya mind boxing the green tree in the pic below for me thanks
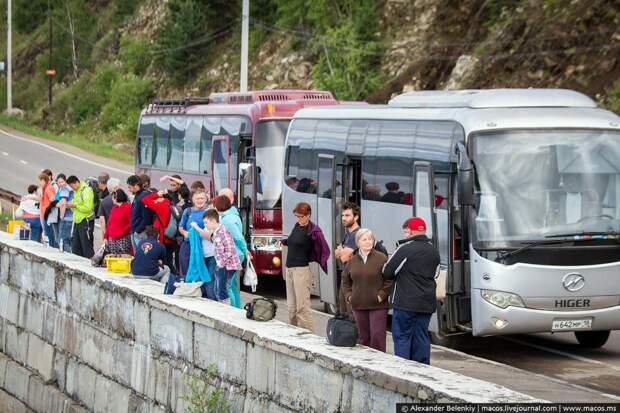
[14,0,48,33]
[154,0,213,82]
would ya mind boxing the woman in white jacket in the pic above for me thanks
[16,184,42,241]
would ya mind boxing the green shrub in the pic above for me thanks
[182,365,230,413]
[100,75,154,139]
[119,36,151,76]
[604,82,620,114]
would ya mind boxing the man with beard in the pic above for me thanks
[334,202,361,314]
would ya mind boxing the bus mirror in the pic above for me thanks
[456,143,475,206]
[239,163,253,185]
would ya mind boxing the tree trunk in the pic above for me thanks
[66,3,79,79]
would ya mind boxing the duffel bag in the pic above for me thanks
[326,314,358,347]
[244,297,277,321]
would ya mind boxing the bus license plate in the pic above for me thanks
[552,319,592,331]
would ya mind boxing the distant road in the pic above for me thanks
[0,126,133,194]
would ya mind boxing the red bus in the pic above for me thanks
[135,90,338,277]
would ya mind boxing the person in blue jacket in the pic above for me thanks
[126,175,154,251]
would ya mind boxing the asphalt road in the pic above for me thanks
[0,126,132,195]
[3,124,620,401]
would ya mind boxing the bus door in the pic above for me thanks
[317,154,341,308]
[343,158,362,206]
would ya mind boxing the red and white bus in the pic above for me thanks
[135,90,338,277]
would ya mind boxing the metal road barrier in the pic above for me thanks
[0,186,21,205]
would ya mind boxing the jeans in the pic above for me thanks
[133,266,170,282]
[23,218,42,242]
[392,309,432,364]
[214,267,235,302]
[178,239,190,276]
[58,220,72,252]
[201,256,217,300]
[42,217,57,247]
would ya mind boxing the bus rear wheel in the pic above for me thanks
[574,330,610,348]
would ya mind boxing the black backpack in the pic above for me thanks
[326,314,358,347]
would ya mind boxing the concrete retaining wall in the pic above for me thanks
[0,233,538,412]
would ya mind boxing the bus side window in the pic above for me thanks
[153,116,170,168]
[169,117,185,170]
[138,117,154,166]
[183,117,202,172]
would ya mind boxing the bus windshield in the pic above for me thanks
[472,129,620,247]
[255,120,290,209]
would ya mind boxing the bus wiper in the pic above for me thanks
[497,239,573,261]
[545,231,619,239]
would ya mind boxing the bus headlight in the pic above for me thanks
[481,290,525,309]
[251,236,282,251]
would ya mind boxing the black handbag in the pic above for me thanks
[326,313,358,347]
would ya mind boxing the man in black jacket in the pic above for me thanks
[383,217,439,364]
[127,175,154,251]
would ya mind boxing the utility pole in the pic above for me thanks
[48,4,53,105]
[240,0,249,92]
[7,0,12,111]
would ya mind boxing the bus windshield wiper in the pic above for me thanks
[545,231,619,239]
[498,239,574,261]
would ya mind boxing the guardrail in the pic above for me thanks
[0,187,21,205]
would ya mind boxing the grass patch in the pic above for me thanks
[0,114,134,165]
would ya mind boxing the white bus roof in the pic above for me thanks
[292,91,620,136]
[387,88,597,109]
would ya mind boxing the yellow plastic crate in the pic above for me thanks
[7,220,25,234]
[105,255,132,274]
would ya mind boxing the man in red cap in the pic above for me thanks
[382,216,440,364]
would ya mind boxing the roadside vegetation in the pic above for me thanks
[0,0,617,161]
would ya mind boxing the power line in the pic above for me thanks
[149,23,236,56]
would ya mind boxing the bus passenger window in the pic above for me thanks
[183,118,202,172]
[169,117,185,170]
[287,147,317,194]
[138,117,154,166]
[212,139,229,193]
[362,157,412,204]
[153,117,170,168]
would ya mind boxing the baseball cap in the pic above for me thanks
[407,217,427,232]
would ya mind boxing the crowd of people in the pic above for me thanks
[16,170,249,308]
[282,201,440,365]
[16,168,440,364]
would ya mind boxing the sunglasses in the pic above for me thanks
[294,214,307,219]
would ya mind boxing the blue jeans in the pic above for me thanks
[42,217,57,247]
[23,218,42,242]
[58,220,72,252]
[202,256,217,300]
[214,267,235,302]
[392,309,432,364]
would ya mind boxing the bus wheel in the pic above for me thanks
[429,331,470,350]
[574,330,610,348]
[323,302,338,315]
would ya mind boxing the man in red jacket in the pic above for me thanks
[142,191,178,274]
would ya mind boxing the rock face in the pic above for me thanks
[0,233,540,413]
[444,55,480,90]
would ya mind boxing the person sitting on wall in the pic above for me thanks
[131,225,170,281]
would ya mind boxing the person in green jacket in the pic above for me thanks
[213,193,250,308]
[66,176,95,258]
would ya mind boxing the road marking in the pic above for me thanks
[501,336,620,372]
[0,128,132,176]
[19,160,27,165]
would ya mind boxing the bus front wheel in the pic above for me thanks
[574,330,610,348]
[429,331,470,350]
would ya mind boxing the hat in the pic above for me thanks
[407,217,427,232]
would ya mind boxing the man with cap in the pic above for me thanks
[382,217,440,364]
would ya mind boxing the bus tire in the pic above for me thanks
[323,302,338,315]
[574,330,610,348]
[429,331,470,349]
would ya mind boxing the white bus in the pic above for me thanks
[282,89,620,348]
